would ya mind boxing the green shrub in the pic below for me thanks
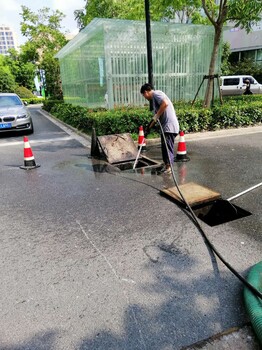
[14,86,35,99]
[0,68,16,92]
[22,97,45,104]
[42,99,64,112]
[42,96,262,137]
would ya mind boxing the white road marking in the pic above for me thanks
[0,136,73,147]
[76,219,147,350]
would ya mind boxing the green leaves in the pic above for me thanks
[76,0,203,27]
[42,97,262,137]
[227,0,262,32]
[14,86,35,98]
[1,48,36,91]
[0,66,16,92]
[19,6,68,98]
[200,0,262,107]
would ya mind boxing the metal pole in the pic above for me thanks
[133,138,144,169]
[227,182,262,202]
[145,0,153,110]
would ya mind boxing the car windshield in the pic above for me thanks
[0,95,23,107]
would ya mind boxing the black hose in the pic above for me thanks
[158,121,262,300]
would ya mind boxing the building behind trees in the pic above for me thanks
[0,25,18,55]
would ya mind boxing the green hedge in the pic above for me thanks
[22,97,45,104]
[42,96,262,137]
[15,86,35,99]
[41,99,64,112]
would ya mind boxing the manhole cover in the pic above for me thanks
[97,133,161,171]
[160,182,221,207]
[160,182,252,226]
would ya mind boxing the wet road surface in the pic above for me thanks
[0,107,261,349]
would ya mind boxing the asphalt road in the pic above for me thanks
[0,106,261,349]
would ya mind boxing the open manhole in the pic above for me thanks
[192,199,252,226]
[160,182,252,226]
[96,133,161,171]
[113,156,160,171]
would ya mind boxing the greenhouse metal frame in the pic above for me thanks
[56,18,220,109]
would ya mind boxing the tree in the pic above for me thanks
[0,56,16,92]
[229,58,262,83]
[74,0,202,29]
[41,53,63,99]
[202,0,262,107]
[20,6,68,98]
[159,0,202,23]
[74,0,145,29]
[0,68,16,92]
[4,48,35,91]
[220,42,231,76]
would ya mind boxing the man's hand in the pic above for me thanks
[144,117,158,137]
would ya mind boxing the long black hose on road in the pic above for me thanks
[158,122,262,300]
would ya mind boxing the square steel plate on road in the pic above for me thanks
[97,133,139,164]
[161,182,221,207]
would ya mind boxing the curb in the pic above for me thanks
[38,108,91,148]
[145,124,262,145]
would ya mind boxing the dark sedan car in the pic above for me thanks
[0,93,34,134]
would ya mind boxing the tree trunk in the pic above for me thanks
[203,25,223,108]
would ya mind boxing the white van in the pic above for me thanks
[220,75,262,96]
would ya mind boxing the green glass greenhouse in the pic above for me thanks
[56,18,220,109]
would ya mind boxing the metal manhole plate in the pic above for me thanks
[97,133,139,164]
[161,182,221,207]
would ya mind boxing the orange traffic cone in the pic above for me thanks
[20,136,40,170]
[174,131,190,162]
[138,125,146,152]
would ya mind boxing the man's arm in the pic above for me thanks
[153,98,168,122]
[144,98,168,136]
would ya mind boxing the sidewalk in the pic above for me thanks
[145,124,262,146]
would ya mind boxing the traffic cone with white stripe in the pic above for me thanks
[174,131,190,162]
[138,126,146,152]
[20,136,40,170]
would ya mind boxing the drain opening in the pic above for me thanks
[114,158,160,171]
[95,133,161,172]
[192,199,252,227]
[160,183,252,227]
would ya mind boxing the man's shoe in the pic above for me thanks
[157,167,171,175]
[163,168,171,174]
